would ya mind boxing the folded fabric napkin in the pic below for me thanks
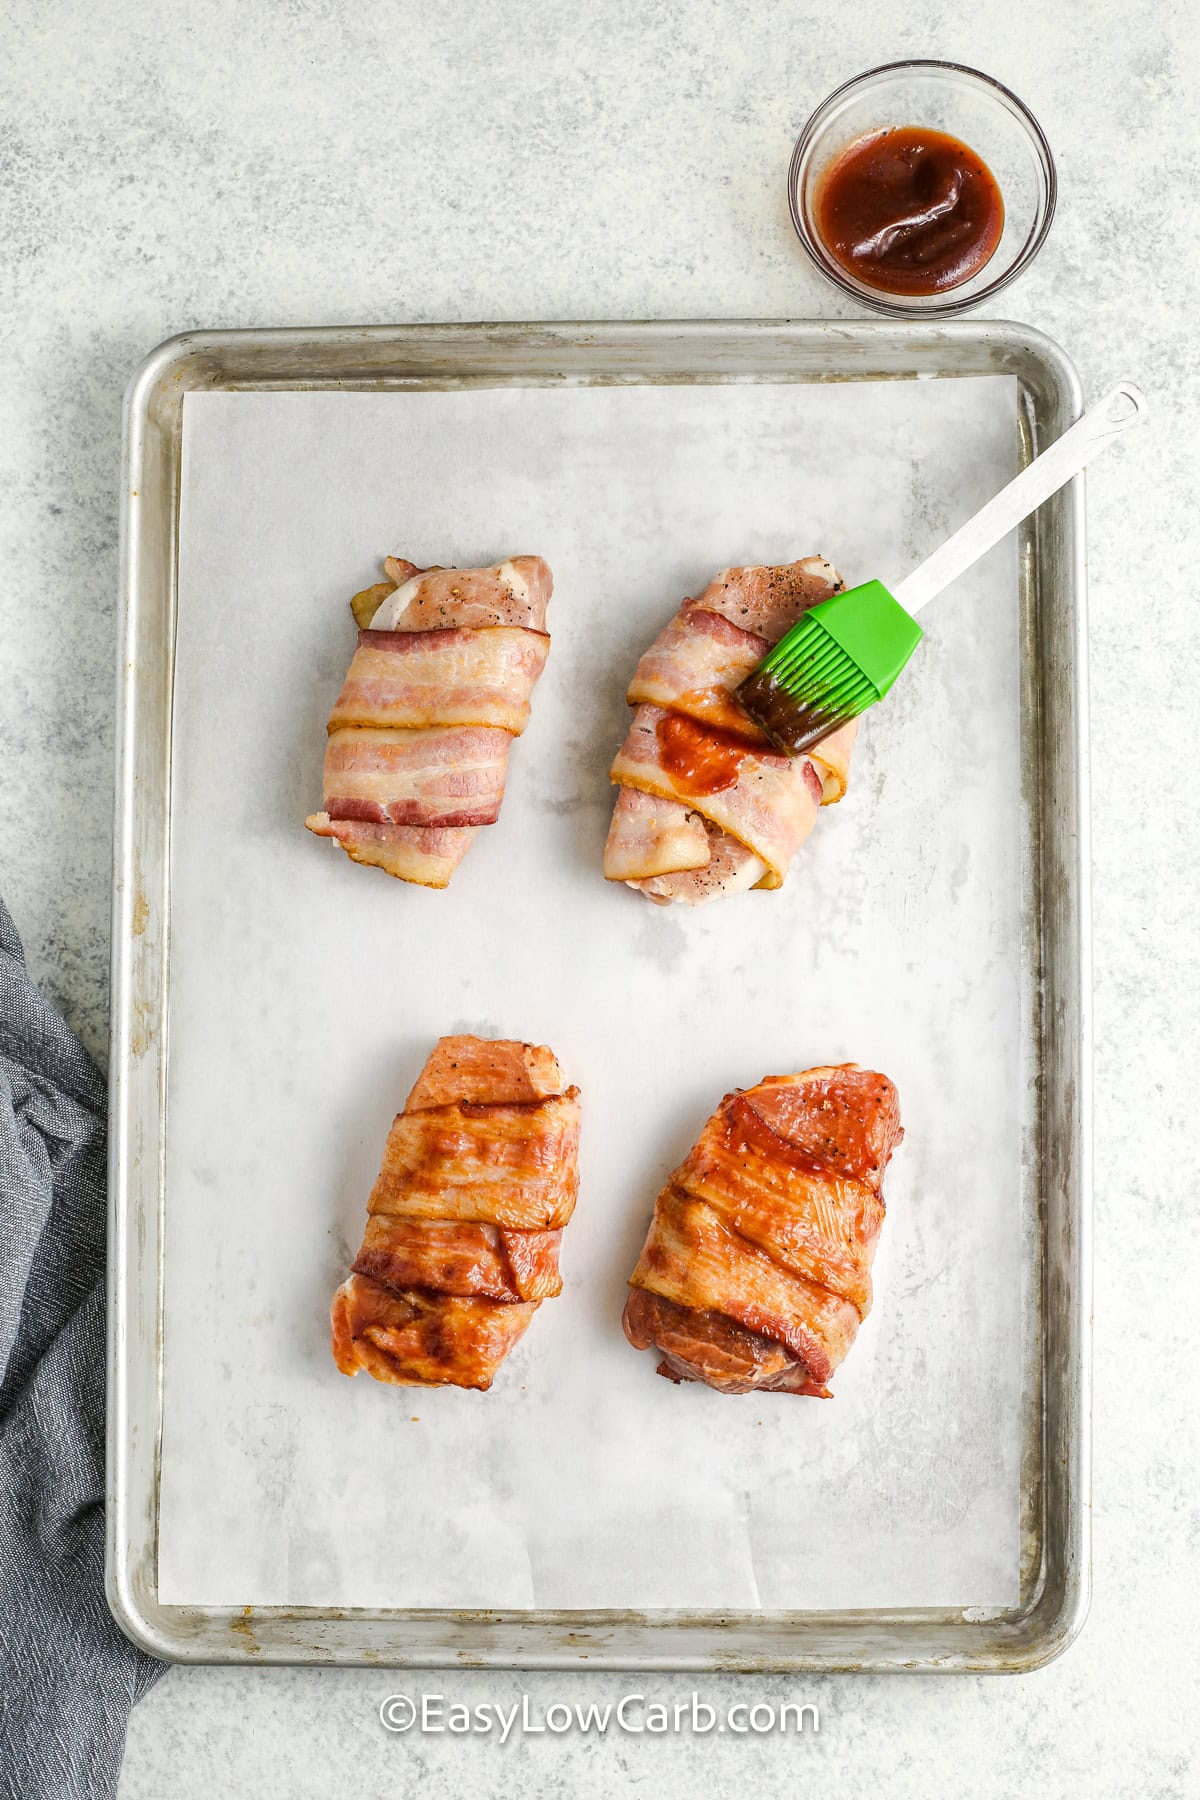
[0,897,163,1800]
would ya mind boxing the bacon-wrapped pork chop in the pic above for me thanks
[603,559,857,903]
[308,557,553,887]
[332,1035,581,1390]
[623,1065,902,1396]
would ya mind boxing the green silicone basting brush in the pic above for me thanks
[736,382,1147,756]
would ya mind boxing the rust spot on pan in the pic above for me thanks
[230,1606,262,1656]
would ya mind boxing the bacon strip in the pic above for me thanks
[331,1278,538,1392]
[367,1094,581,1230]
[309,557,552,884]
[809,719,857,805]
[404,1036,564,1109]
[630,821,767,905]
[603,787,710,882]
[670,1093,884,1313]
[626,602,773,738]
[623,1064,902,1397]
[353,1217,563,1303]
[322,725,510,828]
[332,1035,581,1391]
[623,1290,829,1396]
[630,1188,862,1385]
[302,815,475,888]
[329,627,550,734]
[610,704,822,885]
[604,558,857,903]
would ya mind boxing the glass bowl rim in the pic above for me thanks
[787,58,1058,318]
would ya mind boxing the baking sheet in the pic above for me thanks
[159,376,1024,1612]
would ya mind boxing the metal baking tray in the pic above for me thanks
[108,319,1090,1671]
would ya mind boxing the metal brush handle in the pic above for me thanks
[893,382,1148,616]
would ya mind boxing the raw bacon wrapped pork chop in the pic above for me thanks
[623,1065,902,1396]
[307,556,553,887]
[604,558,858,903]
[332,1036,581,1391]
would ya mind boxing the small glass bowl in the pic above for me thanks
[788,61,1056,317]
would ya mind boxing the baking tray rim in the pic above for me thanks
[106,317,1091,1672]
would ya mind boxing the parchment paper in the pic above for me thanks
[159,376,1027,1611]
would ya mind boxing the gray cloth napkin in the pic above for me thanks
[0,897,163,1800]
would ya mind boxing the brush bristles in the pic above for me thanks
[735,616,878,755]
[755,619,877,712]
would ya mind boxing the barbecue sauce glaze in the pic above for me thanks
[655,712,749,795]
[815,126,1004,295]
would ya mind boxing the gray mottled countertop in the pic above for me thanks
[2,0,1197,1794]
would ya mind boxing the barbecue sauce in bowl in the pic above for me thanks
[815,126,1004,296]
